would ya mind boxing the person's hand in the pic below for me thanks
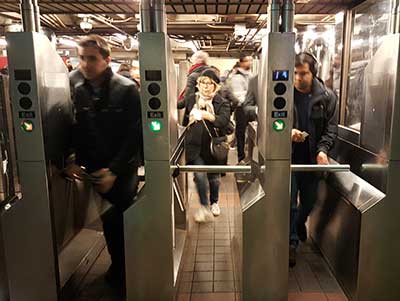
[64,164,83,180]
[201,110,216,122]
[191,108,203,121]
[91,168,117,194]
[316,152,329,165]
[291,129,305,143]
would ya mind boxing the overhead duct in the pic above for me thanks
[20,0,36,32]
[140,0,166,33]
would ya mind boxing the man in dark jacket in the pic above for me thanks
[66,35,142,291]
[290,52,338,267]
[242,74,258,122]
[231,54,253,163]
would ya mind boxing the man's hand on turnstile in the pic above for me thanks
[63,164,84,181]
[316,151,329,165]
[91,168,117,194]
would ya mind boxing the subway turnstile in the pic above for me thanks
[231,32,295,301]
[124,31,186,301]
[2,32,106,301]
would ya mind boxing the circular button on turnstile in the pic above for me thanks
[148,97,161,110]
[148,83,161,96]
[18,82,31,95]
[19,97,33,110]
[273,97,286,110]
[274,83,287,95]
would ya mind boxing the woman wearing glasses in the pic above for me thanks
[184,69,231,223]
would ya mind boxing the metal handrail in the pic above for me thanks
[171,164,350,174]
[361,164,388,171]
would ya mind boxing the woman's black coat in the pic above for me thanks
[185,93,231,164]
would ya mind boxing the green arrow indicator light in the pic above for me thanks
[272,119,285,132]
[21,120,34,133]
[150,120,162,133]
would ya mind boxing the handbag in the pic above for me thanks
[202,120,229,162]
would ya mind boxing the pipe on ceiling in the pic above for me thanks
[20,0,36,32]
[282,0,295,33]
[88,14,133,37]
[269,0,280,32]
[140,0,166,33]
[32,0,40,31]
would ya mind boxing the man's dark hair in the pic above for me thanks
[78,35,111,59]
[295,52,318,76]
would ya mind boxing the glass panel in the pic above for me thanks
[333,12,345,101]
[345,0,393,131]
[295,21,341,90]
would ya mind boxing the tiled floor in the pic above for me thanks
[177,173,348,301]
[72,172,348,301]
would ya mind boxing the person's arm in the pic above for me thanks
[108,85,142,175]
[183,74,198,111]
[212,101,231,129]
[317,91,338,155]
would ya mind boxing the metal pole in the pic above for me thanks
[282,0,295,33]
[291,164,350,172]
[269,0,280,32]
[20,0,36,32]
[396,0,400,34]
[140,0,166,33]
[170,164,350,173]
[32,0,40,32]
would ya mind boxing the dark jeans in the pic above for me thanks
[100,168,139,277]
[235,106,247,162]
[290,172,318,247]
[190,157,220,206]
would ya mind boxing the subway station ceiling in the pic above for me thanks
[0,0,362,57]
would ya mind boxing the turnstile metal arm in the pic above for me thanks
[170,164,350,174]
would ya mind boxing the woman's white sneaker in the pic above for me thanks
[195,206,214,223]
[211,203,221,216]
[194,207,205,223]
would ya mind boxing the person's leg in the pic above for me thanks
[235,107,247,162]
[297,173,318,226]
[289,172,300,248]
[208,173,220,205]
[191,157,208,207]
[101,169,139,284]
[297,173,318,242]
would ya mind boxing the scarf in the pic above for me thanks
[188,92,215,126]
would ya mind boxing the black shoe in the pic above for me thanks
[289,245,297,268]
[297,222,307,242]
